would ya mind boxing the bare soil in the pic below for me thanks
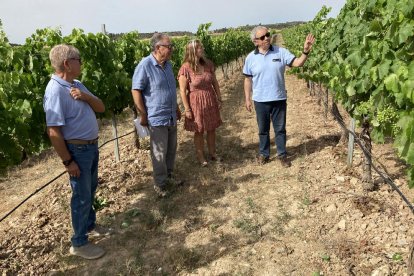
[1,59,414,275]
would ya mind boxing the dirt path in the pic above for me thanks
[1,58,414,275]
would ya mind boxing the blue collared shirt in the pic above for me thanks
[132,54,177,126]
[243,45,295,102]
[43,75,99,140]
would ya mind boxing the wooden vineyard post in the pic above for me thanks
[360,119,374,190]
[102,24,120,162]
[111,114,120,162]
[316,83,322,106]
[332,102,348,144]
[221,65,228,80]
[308,80,313,96]
[324,87,329,119]
[308,81,312,96]
[132,106,140,149]
[347,118,355,167]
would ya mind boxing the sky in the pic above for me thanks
[0,0,347,44]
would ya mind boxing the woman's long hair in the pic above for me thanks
[183,39,207,72]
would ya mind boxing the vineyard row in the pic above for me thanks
[281,1,414,187]
[0,23,252,171]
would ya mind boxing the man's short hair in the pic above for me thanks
[250,26,268,43]
[49,44,80,72]
[150,33,169,51]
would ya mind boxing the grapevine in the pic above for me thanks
[282,0,414,186]
[0,22,252,172]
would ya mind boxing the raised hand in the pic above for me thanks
[303,34,315,53]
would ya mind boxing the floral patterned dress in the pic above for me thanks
[178,61,222,132]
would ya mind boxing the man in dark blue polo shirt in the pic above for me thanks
[131,33,182,197]
[243,26,315,167]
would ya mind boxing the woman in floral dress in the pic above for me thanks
[178,39,222,166]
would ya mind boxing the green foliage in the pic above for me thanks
[321,254,331,262]
[392,252,403,261]
[282,0,414,187]
[63,29,131,115]
[233,217,261,235]
[93,197,109,211]
[0,23,251,172]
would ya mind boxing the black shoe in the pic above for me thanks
[256,155,269,165]
[279,156,291,168]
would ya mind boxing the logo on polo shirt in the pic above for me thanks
[272,58,281,62]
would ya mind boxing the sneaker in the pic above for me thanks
[279,156,291,168]
[154,185,169,198]
[69,243,105,259]
[256,155,269,165]
[88,225,114,238]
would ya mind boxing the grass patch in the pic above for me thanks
[167,247,203,272]
[124,248,145,275]
[234,217,262,237]
[272,210,293,235]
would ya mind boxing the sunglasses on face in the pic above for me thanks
[255,32,271,41]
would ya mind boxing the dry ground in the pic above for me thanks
[1,59,414,275]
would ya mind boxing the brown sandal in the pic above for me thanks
[209,155,222,162]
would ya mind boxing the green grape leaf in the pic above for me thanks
[399,21,414,44]
[384,74,399,93]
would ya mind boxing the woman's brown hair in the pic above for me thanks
[183,39,207,72]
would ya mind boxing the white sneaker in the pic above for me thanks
[69,243,105,259]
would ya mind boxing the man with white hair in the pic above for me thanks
[243,26,315,167]
[44,44,108,259]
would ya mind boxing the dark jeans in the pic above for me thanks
[67,143,99,247]
[254,100,287,158]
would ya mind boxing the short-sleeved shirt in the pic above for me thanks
[43,75,99,140]
[132,54,177,126]
[243,45,295,102]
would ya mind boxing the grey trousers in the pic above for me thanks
[148,125,177,187]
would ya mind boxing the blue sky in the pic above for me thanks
[0,0,346,44]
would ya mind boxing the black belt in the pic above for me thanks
[66,138,98,145]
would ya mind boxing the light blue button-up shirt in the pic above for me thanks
[243,45,295,102]
[43,75,99,140]
[132,54,177,126]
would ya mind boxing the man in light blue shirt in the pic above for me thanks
[243,26,315,167]
[131,33,182,197]
[44,44,108,260]
[44,75,99,140]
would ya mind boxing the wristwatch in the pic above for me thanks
[62,158,73,167]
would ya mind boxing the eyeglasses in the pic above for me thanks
[158,44,175,49]
[69,57,82,64]
[255,32,271,41]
